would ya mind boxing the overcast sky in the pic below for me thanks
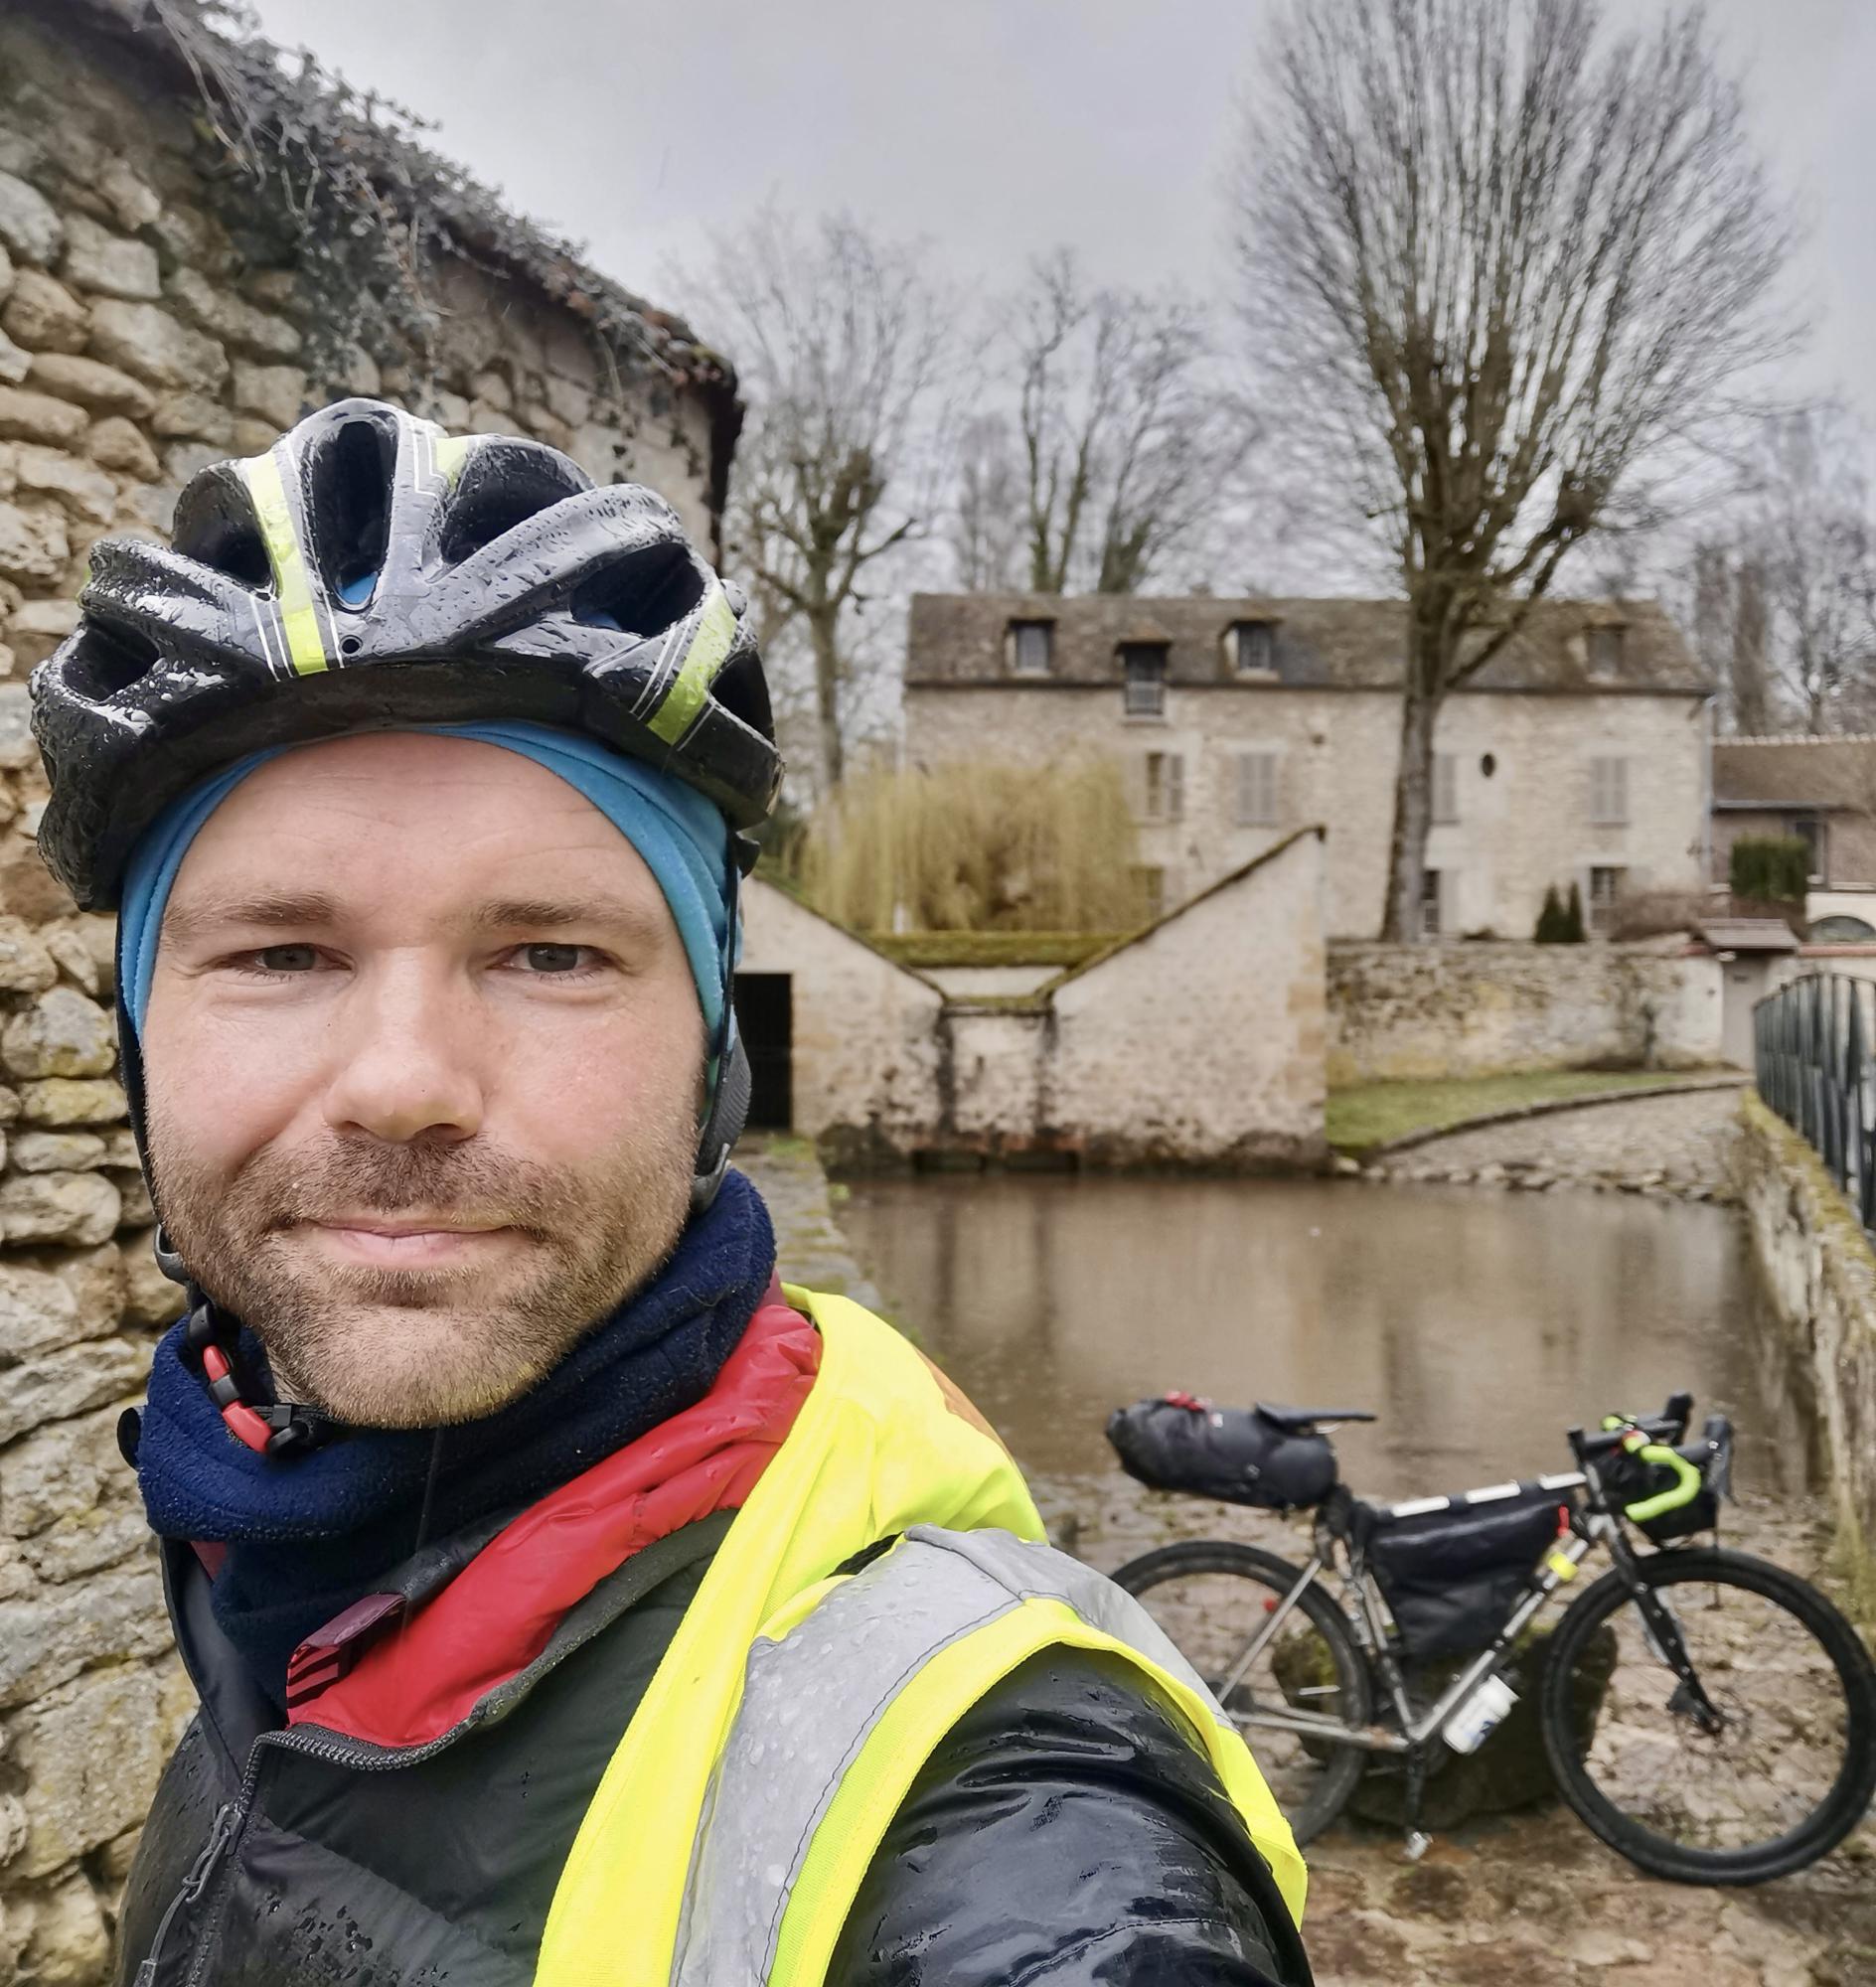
[243,0,1876,444]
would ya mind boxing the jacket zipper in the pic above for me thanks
[132,1798,239,1987]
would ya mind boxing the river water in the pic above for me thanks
[837,1175,1808,1511]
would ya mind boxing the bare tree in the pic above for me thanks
[1013,251,1233,595]
[948,412,1027,591]
[1234,0,1797,938]
[1731,553,1775,736]
[687,211,952,796]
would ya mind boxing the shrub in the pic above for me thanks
[1534,885,1567,942]
[1729,837,1809,905]
[800,755,1146,931]
[1565,881,1587,942]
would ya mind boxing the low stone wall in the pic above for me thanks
[1733,1090,1876,1604]
[1328,941,1723,1086]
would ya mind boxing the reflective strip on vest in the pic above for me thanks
[671,1524,1306,1987]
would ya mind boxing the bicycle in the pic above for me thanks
[1106,1389,1876,1884]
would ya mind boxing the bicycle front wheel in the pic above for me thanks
[1539,1546,1876,1884]
[1112,1539,1373,1845]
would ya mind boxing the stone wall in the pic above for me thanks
[1733,1091,1876,1606]
[0,9,728,1978]
[742,831,1329,1171]
[1327,941,1724,1087]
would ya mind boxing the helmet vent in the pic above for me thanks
[570,543,704,639]
[439,441,589,566]
[305,413,394,607]
[64,624,161,702]
[189,523,272,591]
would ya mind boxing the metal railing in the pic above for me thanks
[1755,973,1876,1236]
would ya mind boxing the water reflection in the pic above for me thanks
[838,1176,1801,1502]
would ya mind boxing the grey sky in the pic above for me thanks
[244,0,1875,437]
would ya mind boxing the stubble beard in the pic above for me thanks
[145,1098,699,1430]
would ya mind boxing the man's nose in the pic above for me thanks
[319,958,485,1144]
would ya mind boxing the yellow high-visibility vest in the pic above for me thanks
[537,1290,1306,1987]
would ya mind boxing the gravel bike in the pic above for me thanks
[1107,1390,1876,1883]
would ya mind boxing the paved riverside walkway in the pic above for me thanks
[1371,1084,1748,1201]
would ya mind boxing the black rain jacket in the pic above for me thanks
[116,1514,1313,1987]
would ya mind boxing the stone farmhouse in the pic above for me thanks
[903,593,1712,941]
[1712,735,1876,905]
[0,3,737,1976]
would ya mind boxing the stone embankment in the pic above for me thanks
[1362,1085,1747,1204]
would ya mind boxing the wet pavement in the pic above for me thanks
[818,1163,1876,1987]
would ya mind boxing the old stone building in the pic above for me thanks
[1712,734,1876,904]
[0,3,736,1977]
[904,593,1711,942]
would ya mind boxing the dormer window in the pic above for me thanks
[1121,643,1168,717]
[1587,624,1625,677]
[1231,619,1276,676]
[1010,619,1054,676]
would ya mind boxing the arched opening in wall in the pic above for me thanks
[733,973,793,1130]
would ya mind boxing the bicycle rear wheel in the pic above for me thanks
[1539,1546,1876,1884]
[1112,1539,1373,1844]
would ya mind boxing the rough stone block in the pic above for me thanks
[96,159,161,233]
[542,372,593,428]
[1,269,87,355]
[0,1399,128,1537]
[2,988,116,1080]
[166,266,302,361]
[0,839,78,923]
[0,173,63,268]
[148,388,233,445]
[98,1129,137,1168]
[0,1257,102,1363]
[26,352,154,419]
[0,326,30,385]
[110,1167,153,1228]
[161,439,221,487]
[228,416,276,456]
[86,299,227,392]
[0,497,68,580]
[0,1332,145,1447]
[19,1501,148,1587]
[119,1235,181,1330]
[0,1171,122,1248]
[6,597,79,669]
[9,1865,111,1987]
[19,1079,128,1127]
[0,239,12,305]
[0,1558,167,1711]
[9,1131,106,1173]
[0,916,58,993]
[230,361,307,430]
[0,385,85,449]
[39,925,99,995]
[7,446,113,527]
[60,213,160,303]
[84,413,157,479]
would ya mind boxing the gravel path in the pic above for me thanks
[731,1135,884,1311]
[1382,1086,1746,1198]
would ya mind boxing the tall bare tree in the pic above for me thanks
[1013,251,1231,596]
[1234,0,1796,938]
[688,212,952,796]
[948,412,1028,592]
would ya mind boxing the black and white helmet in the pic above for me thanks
[31,396,779,908]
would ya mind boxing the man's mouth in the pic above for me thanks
[294,1216,522,1270]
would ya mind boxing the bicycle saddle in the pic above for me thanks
[1255,1402,1377,1431]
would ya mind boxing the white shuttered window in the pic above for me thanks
[1433,753,1459,825]
[1590,756,1630,826]
[1236,751,1280,828]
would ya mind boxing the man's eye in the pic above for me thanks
[254,945,319,974]
[519,943,591,975]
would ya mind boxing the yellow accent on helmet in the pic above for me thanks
[648,584,737,745]
[238,447,328,677]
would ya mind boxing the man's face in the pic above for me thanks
[141,732,706,1429]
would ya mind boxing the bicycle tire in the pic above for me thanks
[1538,1545,1876,1884]
[1112,1539,1374,1845]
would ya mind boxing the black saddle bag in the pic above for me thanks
[1106,1396,1337,1511]
[1363,1486,1566,1660]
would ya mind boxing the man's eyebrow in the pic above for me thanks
[471,896,669,942]
[161,890,341,944]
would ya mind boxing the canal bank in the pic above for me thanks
[746,1135,1876,1987]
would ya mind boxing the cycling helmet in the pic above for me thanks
[31,396,779,910]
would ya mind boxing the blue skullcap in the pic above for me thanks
[118,721,734,1052]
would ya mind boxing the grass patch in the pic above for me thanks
[1328,1069,1725,1155]
[864,930,1122,970]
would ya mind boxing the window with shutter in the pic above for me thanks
[1010,621,1053,675]
[1232,621,1276,674]
[1144,751,1185,822]
[1433,753,1459,825]
[1121,644,1168,716]
[1590,756,1630,826]
[1235,751,1279,828]
[1419,869,1443,939]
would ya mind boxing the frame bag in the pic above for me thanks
[1364,1487,1565,1660]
